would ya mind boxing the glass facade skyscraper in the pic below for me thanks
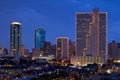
[10,22,22,55]
[35,28,46,49]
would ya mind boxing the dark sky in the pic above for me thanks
[0,0,120,51]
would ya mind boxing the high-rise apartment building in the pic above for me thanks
[56,37,69,60]
[10,22,22,55]
[75,8,107,65]
[35,28,46,49]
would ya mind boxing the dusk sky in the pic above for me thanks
[0,0,120,51]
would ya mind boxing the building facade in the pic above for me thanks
[75,8,107,65]
[108,40,120,60]
[0,46,8,54]
[32,48,41,57]
[49,44,56,56]
[69,40,75,58]
[56,37,69,60]
[20,44,25,56]
[35,28,46,49]
[0,46,8,58]
[10,22,22,55]
[43,41,51,55]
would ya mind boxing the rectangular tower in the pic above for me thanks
[76,8,107,65]
[56,37,69,60]
[35,28,46,49]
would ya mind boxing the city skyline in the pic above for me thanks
[0,0,120,51]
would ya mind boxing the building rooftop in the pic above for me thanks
[11,22,21,25]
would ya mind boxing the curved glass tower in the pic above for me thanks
[10,22,22,55]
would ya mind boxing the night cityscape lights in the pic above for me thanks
[0,8,120,80]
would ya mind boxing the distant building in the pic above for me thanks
[35,28,46,49]
[0,46,8,58]
[108,40,120,60]
[43,41,51,55]
[24,49,29,55]
[56,37,69,60]
[69,40,75,58]
[0,46,4,54]
[3,48,8,55]
[10,22,22,56]
[75,8,107,65]
[32,55,55,61]
[25,51,32,60]
[49,44,56,56]
[32,48,41,57]
[20,44,25,56]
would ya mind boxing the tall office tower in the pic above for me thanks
[35,28,46,49]
[10,22,22,55]
[76,8,107,65]
[56,37,69,60]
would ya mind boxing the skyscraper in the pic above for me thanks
[56,37,69,60]
[35,28,46,49]
[75,8,107,65]
[10,22,22,55]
